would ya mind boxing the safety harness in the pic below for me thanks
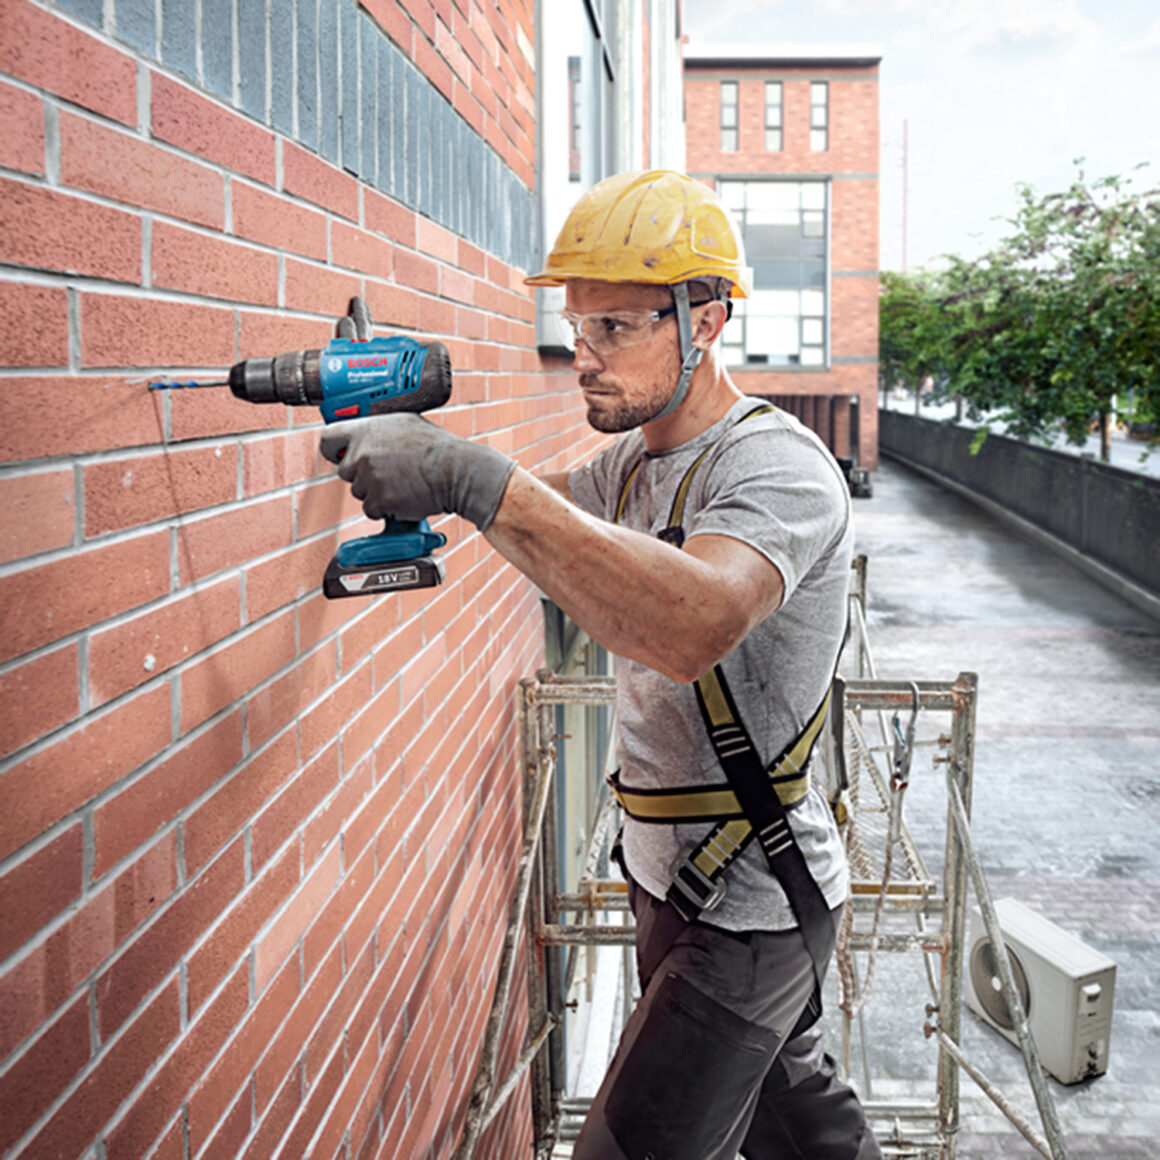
[611,403,837,1004]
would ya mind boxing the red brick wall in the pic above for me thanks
[0,2,599,1158]
[684,61,880,467]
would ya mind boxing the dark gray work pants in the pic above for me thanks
[572,881,882,1160]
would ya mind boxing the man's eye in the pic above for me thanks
[600,317,627,334]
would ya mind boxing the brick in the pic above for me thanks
[243,428,329,497]
[338,595,400,672]
[0,79,44,175]
[0,377,162,466]
[0,177,141,283]
[362,0,413,52]
[60,112,224,230]
[301,657,374,762]
[230,179,329,262]
[104,964,249,1160]
[150,71,275,187]
[365,187,416,249]
[92,711,243,878]
[0,824,83,962]
[243,1066,302,1159]
[0,996,91,1155]
[440,264,475,306]
[188,956,298,1154]
[183,729,299,877]
[95,840,244,1039]
[87,576,242,708]
[0,530,170,665]
[418,292,456,337]
[236,311,335,366]
[416,216,458,266]
[295,474,366,539]
[244,534,338,623]
[194,1085,252,1160]
[362,279,420,331]
[282,140,360,221]
[296,585,365,653]
[304,748,374,865]
[283,256,363,317]
[0,468,75,566]
[254,842,341,990]
[175,494,294,586]
[394,249,440,296]
[0,685,172,862]
[0,0,138,125]
[251,741,340,871]
[186,845,298,1018]
[0,831,181,1060]
[18,974,179,1159]
[168,384,292,443]
[81,293,235,370]
[331,219,395,278]
[179,608,297,735]
[245,641,337,749]
[83,442,239,538]
[0,643,79,760]
[152,221,280,307]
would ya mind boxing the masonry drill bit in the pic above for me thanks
[149,379,231,390]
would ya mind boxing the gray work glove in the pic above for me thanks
[319,413,516,531]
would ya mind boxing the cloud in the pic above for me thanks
[932,0,1099,58]
[1119,18,1160,56]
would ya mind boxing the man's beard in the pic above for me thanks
[580,374,674,433]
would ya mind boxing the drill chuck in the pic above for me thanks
[229,349,324,406]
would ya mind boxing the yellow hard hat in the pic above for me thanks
[525,170,752,298]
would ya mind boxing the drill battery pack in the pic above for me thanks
[323,554,445,598]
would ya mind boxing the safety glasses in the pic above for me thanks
[555,305,678,355]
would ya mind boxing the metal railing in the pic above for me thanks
[455,560,1070,1160]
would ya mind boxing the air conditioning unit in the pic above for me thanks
[964,897,1116,1084]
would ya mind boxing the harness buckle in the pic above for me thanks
[669,849,727,919]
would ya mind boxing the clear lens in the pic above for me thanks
[555,308,673,355]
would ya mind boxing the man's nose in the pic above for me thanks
[572,336,603,373]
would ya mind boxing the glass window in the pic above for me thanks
[721,81,738,151]
[810,81,828,152]
[764,81,782,152]
[719,181,829,368]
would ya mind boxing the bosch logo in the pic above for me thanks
[347,356,393,368]
[327,357,343,372]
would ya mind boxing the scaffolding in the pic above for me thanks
[455,560,1070,1160]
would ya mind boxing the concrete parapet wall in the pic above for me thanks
[879,409,1160,600]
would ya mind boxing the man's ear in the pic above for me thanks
[693,300,730,349]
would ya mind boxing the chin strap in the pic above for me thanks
[650,281,703,423]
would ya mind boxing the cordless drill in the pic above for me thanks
[151,300,452,599]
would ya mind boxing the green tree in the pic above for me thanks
[879,165,1160,461]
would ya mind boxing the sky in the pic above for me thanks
[682,0,1160,272]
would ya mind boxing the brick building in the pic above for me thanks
[0,1,685,1157]
[684,45,882,468]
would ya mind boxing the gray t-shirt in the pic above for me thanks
[569,397,852,931]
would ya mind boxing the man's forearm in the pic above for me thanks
[484,468,778,682]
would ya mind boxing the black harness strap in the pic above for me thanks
[614,402,838,1008]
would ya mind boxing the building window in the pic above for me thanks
[764,81,782,151]
[810,81,828,151]
[718,180,828,367]
[720,81,738,151]
[568,56,582,180]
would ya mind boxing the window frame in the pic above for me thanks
[720,80,739,152]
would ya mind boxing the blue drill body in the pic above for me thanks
[152,327,453,597]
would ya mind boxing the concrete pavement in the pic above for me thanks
[829,456,1160,1159]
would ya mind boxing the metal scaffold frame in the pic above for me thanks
[455,559,1070,1160]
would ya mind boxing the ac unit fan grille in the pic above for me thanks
[970,939,1032,1030]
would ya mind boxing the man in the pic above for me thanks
[321,170,880,1159]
